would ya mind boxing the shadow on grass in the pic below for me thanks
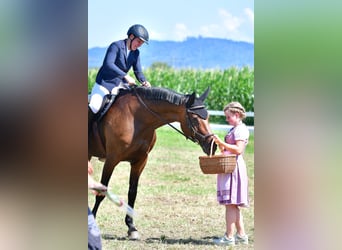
[103,234,218,245]
[102,234,129,241]
[145,236,217,245]
[147,236,254,246]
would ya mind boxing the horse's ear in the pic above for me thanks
[199,87,210,102]
[186,92,196,107]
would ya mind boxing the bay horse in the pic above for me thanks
[88,86,216,239]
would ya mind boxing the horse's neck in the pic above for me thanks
[136,100,184,127]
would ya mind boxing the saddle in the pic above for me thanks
[96,94,116,122]
[95,84,132,122]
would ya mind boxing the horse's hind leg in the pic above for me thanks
[125,157,148,240]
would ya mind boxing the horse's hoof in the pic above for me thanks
[128,230,140,240]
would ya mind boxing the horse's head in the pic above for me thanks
[181,87,217,156]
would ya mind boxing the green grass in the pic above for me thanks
[89,126,254,249]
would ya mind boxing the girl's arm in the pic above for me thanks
[213,135,246,155]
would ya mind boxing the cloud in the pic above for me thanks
[149,29,163,40]
[157,8,254,43]
[218,8,242,32]
[173,23,190,41]
[215,8,254,43]
[200,24,220,38]
[198,9,242,39]
[244,7,254,26]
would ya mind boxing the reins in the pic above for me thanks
[135,89,209,143]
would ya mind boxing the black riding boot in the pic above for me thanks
[88,108,96,135]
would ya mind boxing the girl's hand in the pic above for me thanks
[212,135,221,145]
[213,135,225,153]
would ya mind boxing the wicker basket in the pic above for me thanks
[199,141,237,174]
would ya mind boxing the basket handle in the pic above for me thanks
[209,140,215,157]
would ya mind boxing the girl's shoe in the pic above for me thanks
[235,234,248,244]
[213,234,235,245]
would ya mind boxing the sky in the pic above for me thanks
[88,0,254,48]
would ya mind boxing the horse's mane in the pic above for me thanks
[134,87,186,106]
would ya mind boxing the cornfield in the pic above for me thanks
[88,66,254,124]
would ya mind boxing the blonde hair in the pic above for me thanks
[223,101,246,119]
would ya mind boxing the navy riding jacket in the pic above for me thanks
[96,39,146,91]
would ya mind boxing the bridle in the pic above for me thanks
[135,90,213,144]
[186,106,214,142]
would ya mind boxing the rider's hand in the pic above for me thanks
[141,81,151,87]
[124,75,136,86]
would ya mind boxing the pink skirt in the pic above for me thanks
[217,155,249,207]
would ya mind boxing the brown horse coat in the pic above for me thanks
[88,86,215,239]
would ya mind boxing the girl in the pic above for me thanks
[213,102,250,246]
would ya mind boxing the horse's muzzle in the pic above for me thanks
[200,136,217,156]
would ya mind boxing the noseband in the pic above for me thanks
[135,91,213,143]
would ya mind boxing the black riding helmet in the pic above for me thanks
[127,24,149,44]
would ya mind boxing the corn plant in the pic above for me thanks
[88,66,254,122]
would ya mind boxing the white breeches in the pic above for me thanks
[88,83,110,114]
[89,82,130,114]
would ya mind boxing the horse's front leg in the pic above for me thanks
[92,158,119,217]
[125,157,148,240]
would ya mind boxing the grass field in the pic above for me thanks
[89,126,254,249]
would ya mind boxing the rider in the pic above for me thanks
[88,24,152,133]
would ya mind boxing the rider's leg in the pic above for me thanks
[88,83,109,134]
